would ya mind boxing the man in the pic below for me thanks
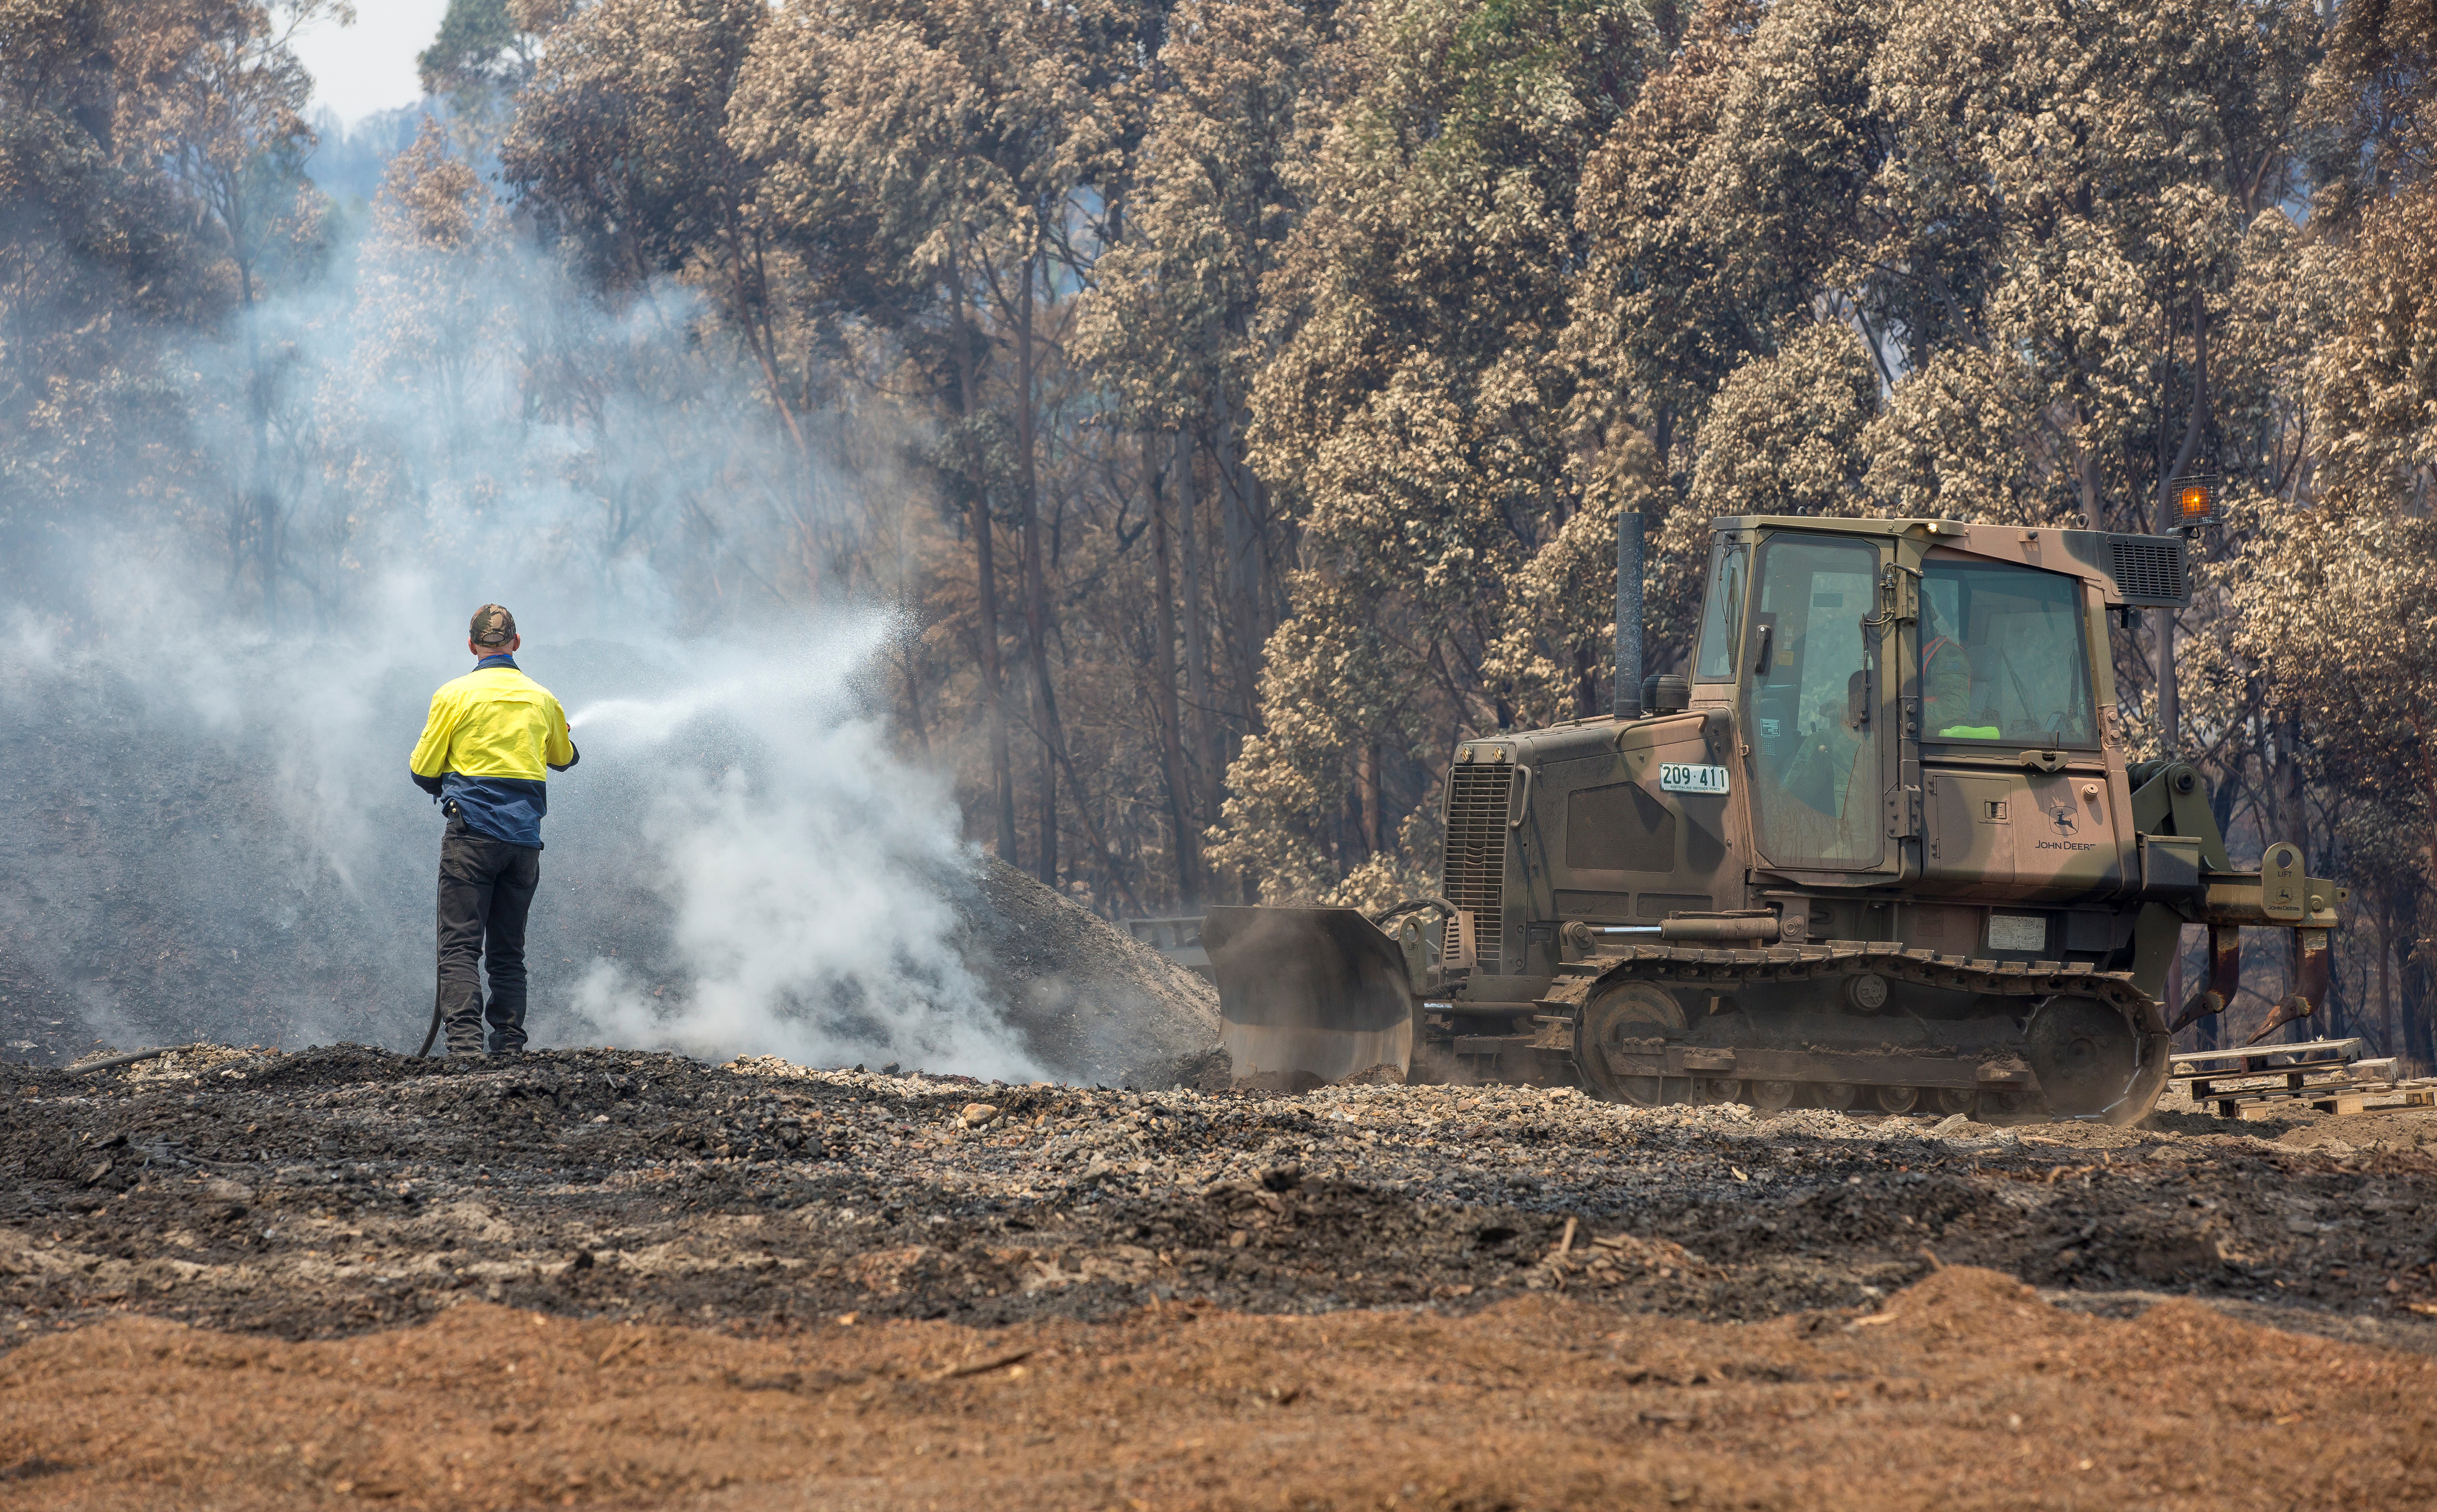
[1921,599,1992,739]
[408,605,578,1058]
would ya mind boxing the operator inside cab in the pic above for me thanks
[1918,562,2096,746]
[1920,597,1991,740]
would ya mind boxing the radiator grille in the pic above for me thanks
[1442,763,1512,971]
[2108,534,2189,606]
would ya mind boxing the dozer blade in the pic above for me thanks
[1203,906,1414,1087]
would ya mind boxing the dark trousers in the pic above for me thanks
[434,819,542,1055]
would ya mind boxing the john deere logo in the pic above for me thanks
[2036,797,2093,851]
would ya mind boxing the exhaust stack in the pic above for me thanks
[1614,507,1643,719]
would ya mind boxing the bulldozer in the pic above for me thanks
[1206,513,2346,1125]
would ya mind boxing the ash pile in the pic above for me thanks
[943,858,1221,1089]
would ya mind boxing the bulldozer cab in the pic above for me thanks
[1709,519,2132,892]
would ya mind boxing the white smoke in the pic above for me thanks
[563,617,1041,1079]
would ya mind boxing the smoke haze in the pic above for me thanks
[0,140,1048,1082]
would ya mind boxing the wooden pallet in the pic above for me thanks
[2257,1078,2437,1119]
[2180,1068,2433,1120]
[2203,1079,2436,1120]
[2167,1038,2383,1117]
[2191,1057,2395,1101]
[2170,1037,2364,1081]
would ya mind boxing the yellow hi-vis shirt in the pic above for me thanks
[409,658,576,847]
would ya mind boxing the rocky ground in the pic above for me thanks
[4,1043,2436,1506]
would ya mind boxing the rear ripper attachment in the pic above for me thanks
[1204,512,2347,1126]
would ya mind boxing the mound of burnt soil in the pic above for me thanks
[0,650,1218,1087]
[0,656,444,1063]
[949,857,1221,1089]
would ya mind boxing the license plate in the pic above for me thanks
[1988,914,2046,951]
[1660,763,1730,794]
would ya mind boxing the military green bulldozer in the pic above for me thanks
[1206,514,2345,1125]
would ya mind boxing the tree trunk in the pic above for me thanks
[2278,727,2313,1045]
[2158,621,2181,1025]
[899,631,931,759]
[1178,431,1221,809]
[2155,623,2178,760]
[1358,741,1382,858]
[951,281,1018,864]
[235,240,278,625]
[2377,913,2395,1058]
[1014,249,1063,887]
[2154,289,2213,1034]
[2151,287,2208,755]
[1149,431,1200,908]
[2402,917,2437,1075]
[1218,398,1265,737]
[2153,289,2208,751]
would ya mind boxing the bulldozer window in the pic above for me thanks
[1693,540,1747,681]
[1920,561,2096,746]
[1745,535,1882,869]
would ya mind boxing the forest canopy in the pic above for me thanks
[5,0,2437,1064]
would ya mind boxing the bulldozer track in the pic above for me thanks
[1545,940,2162,1026]
[1513,941,2169,1115]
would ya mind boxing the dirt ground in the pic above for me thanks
[5,1265,2433,1511]
[5,1045,2436,1508]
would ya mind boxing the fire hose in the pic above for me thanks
[416,793,463,1058]
[63,1046,173,1077]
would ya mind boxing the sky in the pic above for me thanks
[288,0,451,128]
